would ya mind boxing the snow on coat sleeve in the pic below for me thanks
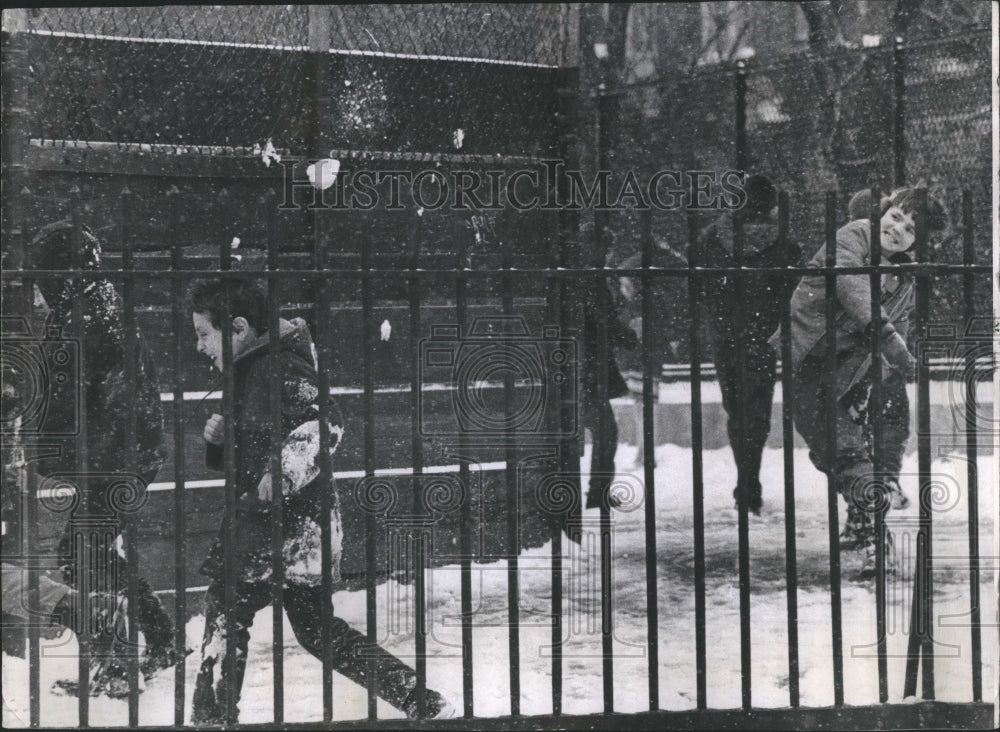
[280,416,344,495]
[278,369,344,496]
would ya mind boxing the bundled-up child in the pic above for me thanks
[189,280,453,724]
[774,187,943,577]
[15,221,176,695]
[695,174,801,515]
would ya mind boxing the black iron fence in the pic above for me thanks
[604,30,991,362]
[0,6,996,731]
[1,184,994,727]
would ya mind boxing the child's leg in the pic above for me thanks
[192,579,270,724]
[283,583,448,718]
[730,341,777,509]
[792,358,870,483]
[875,372,910,479]
[2,562,72,622]
[581,395,619,508]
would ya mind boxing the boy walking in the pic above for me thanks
[189,280,453,723]
[13,221,177,693]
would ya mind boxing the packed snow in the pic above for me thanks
[3,442,996,726]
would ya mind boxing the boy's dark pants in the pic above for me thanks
[581,389,618,506]
[712,334,776,499]
[193,579,419,723]
[791,353,909,504]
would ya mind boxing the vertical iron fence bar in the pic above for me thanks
[219,231,239,726]
[734,60,752,711]
[892,37,906,188]
[961,190,982,701]
[12,191,40,727]
[454,228,474,718]
[168,187,187,727]
[884,212,923,697]
[595,84,615,716]
[265,192,285,724]
[119,186,140,725]
[914,189,934,699]
[867,188,889,704]
[687,209,707,711]
[545,177,563,720]
[501,237,521,717]
[308,11,335,717]
[17,195,41,727]
[19,260,41,727]
[823,192,845,706]
[639,208,659,711]
[596,269,614,716]
[69,188,91,724]
[361,217,378,720]
[313,212,336,722]
[903,190,933,699]
[777,192,800,707]
[904,533,922,697]
[549,237,565,720]
[733,195,752,714]
[408,221,427,719]
[552,66,579,719]
[551,410,564,716]
[26,458,40,728]
[735,61,748,174]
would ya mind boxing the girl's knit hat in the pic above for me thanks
[847,187,947,232]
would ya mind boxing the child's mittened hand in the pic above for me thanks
[256,473,290,501]
[203,413,224,445]
[256,473,274,501]
[882,330,917,373]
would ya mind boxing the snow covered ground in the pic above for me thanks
[3,443,996,727]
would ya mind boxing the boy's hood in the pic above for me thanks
[234,317,317,368]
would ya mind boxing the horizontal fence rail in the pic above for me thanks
[1,8,994,729]
[0,186,994,729]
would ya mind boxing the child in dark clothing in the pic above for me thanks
[188,280,453,724]
[695,174,801,514]
[11,221,177,695]
[580,279,640,510]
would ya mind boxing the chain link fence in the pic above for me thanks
[605,29,991,362]
[13,5,566,155]
[4,4,572,278]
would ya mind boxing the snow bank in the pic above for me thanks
[4,446,995,726]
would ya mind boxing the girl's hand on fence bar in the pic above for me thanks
[203,413,224,445]
[882,329,917,374]
[256,472,290,501]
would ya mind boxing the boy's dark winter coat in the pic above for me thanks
[695,211,801,346]
[201,318,344,588]
[581,280,639,401]
[35,278,165,483]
